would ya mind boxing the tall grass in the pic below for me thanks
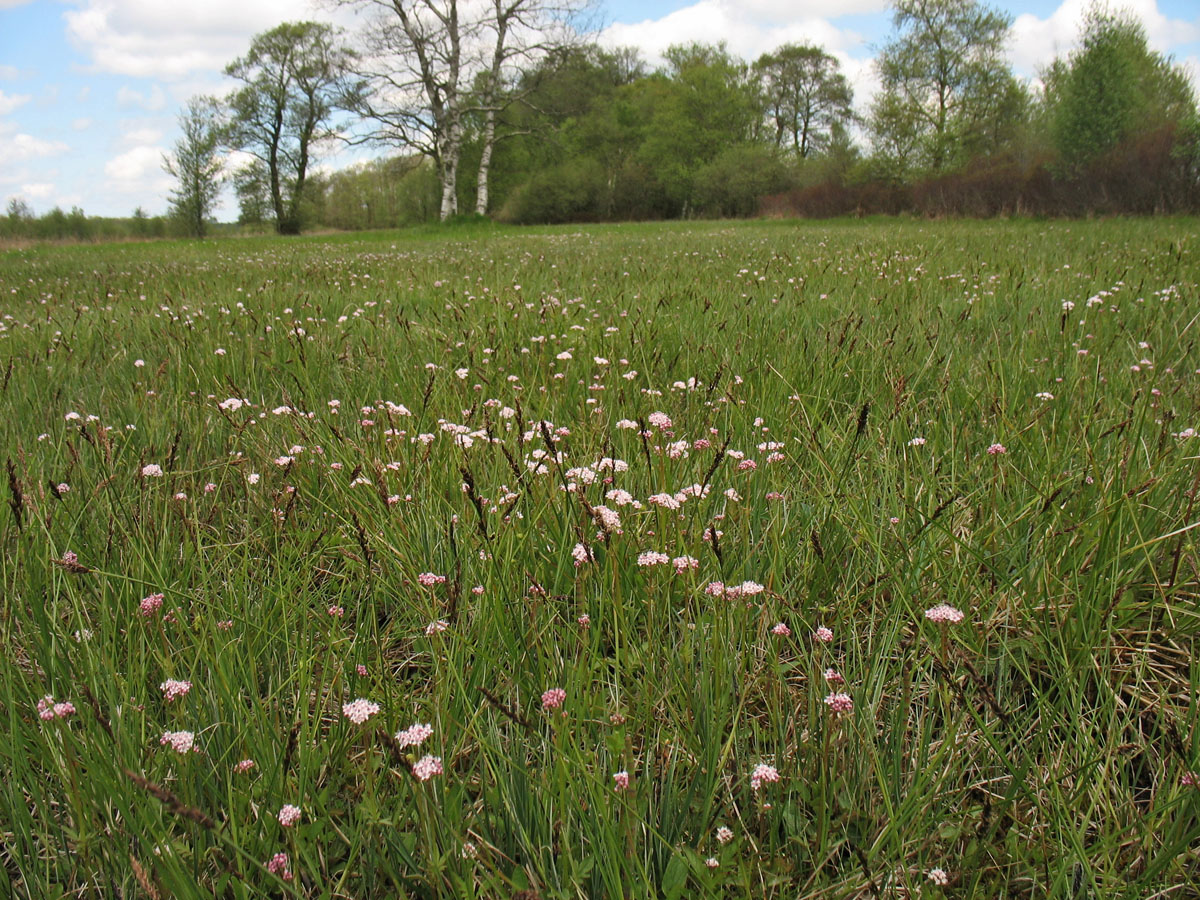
[1,218,1198,898]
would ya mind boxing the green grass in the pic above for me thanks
[1,217,1198,899]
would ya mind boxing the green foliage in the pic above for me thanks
[693,145,797,217]
[164,97,224,238]
[224,21,358,235]
[1049,7,1196,172]
[871,0,1022,174]
[754,44,854,158]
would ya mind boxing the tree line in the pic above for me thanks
[5,0,1198,240]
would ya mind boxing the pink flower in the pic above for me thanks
[159,679,192,702]
[328,605,344,617]
[1180,771,1199,787]
[671,555,699,573]
[417,572,446,586]
[160,730,195,754]
[928,868,949,886]
[612,770,630,792]
[716,826,734,844]
[53,701,75,718]
[425,619,449,636]
[824,668,844,684]
[986,443,1006,456]
[356,664,368,676]
[925,604,964,624]
[647,411,672,429]
[412,754,443,781]
[277,804,301,827]
[234,759,255,773]
[541,687,566,710]
[141,464,163,477]
[577,614,590,628]
[139,593,164,616]
[36,695,56,721]
[342,698,380,725]
[824,692,853,713]
[637,550,669,566]
[395,722,433,749]
[813,626,833,643]
[705,857,719,869]
[771,622,790,636]
[750,763,780,791]
[266,852,292,880]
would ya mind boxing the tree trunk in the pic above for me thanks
[439,117,460,220]
[475,108,496,215]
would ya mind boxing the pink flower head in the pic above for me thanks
[412,754,443,781]
[160,730,195,754]
[541,687,566,710]
[328,605,344,617]
[37,695,76,721]
[139,593,164,616]
[159,679,192,702]
[824,668,844,684]
[750,763,780,792]
[928,868,949,886]
[577,614,590,628]
[141,464,164,477]
[342,698,380,725]
[672,555,699,574]
[705,857,719,869]
[637,550,669,567]
[925,604,964,624]
[395,722,434,749]
[356,664,368,676]
[824,691,853,714]
[425,619,449,636]
[1180,771,1199,787]
[612,770,630,792]
[647,411,672,429]
[234,759,255,773]
[771,622,791,636]
[277,804,301,827]
[266,852,293,880]
[716,826,734,844]
[36,695,56,721]
[417,572,446,587]
[813,626,833,643]
[986,443,1006,456]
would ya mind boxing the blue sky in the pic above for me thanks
[1,0,1197,219]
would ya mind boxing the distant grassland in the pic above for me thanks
[1,218,1198,899]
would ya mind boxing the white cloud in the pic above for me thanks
[0,123,69,167]
[116,84,167,111]
[72,117,93,131]
[20,182,55,199]
[601,0,874,67]
[104,145,166,182]
[0,0,34,8]
[63,0,353,80]
[0,64,20,79]
[0,89,31,115]
[122,126,164,146]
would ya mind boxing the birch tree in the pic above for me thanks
[163,96,224,237]
[343,0,589,219]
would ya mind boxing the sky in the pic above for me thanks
[1,0,1198,219]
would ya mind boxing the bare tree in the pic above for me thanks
[342,0,590,219]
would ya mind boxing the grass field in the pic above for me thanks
[1,218,1199,899]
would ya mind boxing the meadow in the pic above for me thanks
[1,218,1198,899]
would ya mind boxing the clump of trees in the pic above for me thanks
[115,0,1200,234]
